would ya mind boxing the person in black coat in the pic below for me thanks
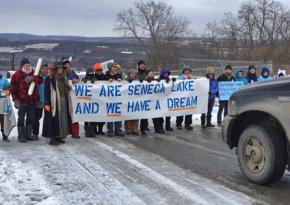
[245,65,258,84]
[217,65,235,126]
[42,62,72,145]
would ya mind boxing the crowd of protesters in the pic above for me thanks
[0,58,283,145]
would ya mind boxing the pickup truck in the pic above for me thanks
[222,78,290,185]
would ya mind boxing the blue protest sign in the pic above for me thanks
[218,81,243,101]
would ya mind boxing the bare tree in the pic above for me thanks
[115,0,189,68]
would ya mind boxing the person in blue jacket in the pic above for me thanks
[258,67,272,81]
[0,72,10,142]
[235,69,248,85]
[201,67,218,128]
[32,64,49,140]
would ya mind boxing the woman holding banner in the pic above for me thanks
[42,62,72,145]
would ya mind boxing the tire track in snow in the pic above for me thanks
[89,138,262,205]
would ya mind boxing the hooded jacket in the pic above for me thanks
[235,69,248,85]
[258,67,272,81]
[159,68,171,81]
[206,74,219,100]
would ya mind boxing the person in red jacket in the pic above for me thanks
[10,58,43,143]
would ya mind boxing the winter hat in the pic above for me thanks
[182,67,192,74]
[225,65,232,71]
[20,58,31,68]
[94,63,102,71]
[138,60,145,67]
[86,67,94,75]
[207,66,215,74]
[61,57,71,66]
[248,65,256,71]
[128,69,137,76]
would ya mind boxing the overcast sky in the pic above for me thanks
[0,0,289,37]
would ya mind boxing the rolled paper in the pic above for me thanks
[28,58,42,96]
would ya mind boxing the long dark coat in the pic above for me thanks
[42,77,72,138]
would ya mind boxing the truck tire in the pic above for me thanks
[237,125,286,185]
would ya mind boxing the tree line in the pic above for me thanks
[115,0,290,70]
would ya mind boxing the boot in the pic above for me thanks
[26,125,36,141]
[206,123,215,128]
[1,129,9,142]
[49,136,59,145]
[17,126,27,143]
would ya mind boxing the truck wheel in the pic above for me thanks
[237,125,286,185]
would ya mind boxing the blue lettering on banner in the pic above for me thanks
[167,96,198,109]
[75,84,92,97]
[75,102,99,114]
[106,102,122,114]
[99,85,121,97]
[127,100,151,112]
[218,82,243,101]
[171,80,194,92]
[128,83,165,96]
[155,100,161,110]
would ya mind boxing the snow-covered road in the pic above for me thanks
[0,127,265,205]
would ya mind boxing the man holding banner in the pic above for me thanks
[217,65,235,127]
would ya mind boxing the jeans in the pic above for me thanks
[201,98,215,125]
[107,121,122,133]
[140,119,149,132]
[18,105,35,127]
[217,100,228,124]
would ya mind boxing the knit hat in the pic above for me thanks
[61,57,71,66]
[248,65,256,71]
[94,63,102,71]
[138,60,145,67]
[128,69,137,76]
[207,66,215,74]
[20,58,31,68]
[225,65,232,70]
[182,67,192,74]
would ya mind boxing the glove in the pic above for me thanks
[44,105,51,112]
[24,76,33,84]
[90,79,95,83]
[5,89,10,96]
[172,77,177,82]
[83,79,87,83]
[14,100,20,109]
[166,79,170,83]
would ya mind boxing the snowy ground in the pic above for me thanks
[0,104,288,205]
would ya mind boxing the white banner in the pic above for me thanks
[71,78,209,122]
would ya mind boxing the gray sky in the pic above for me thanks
[0,0,289,37]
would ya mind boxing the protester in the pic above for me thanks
[42,62,72,145]
[137,61,150,134]
[176,67,193,130]
[32,64,49,140]
[94,63,106,135]
[115,63,126,80]
[217,65,235,126]
[10,58,43,143]
[235,68,248,85]
[82,67,98,138]
[258,67,272,81]
[125,69,139,136]
[153,68,174,133]
[245,65,258,84]
[62,58,81,139]
[137,60,147,82]
[201,67,219,128]
[106,63,124,137]
[140,70,154,135]
[0,72,10,142]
